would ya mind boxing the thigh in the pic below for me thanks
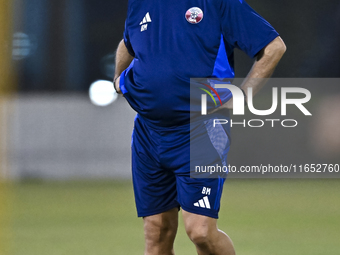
[181,208,217,234]
[143,207,179,234]
[132,116,179,218]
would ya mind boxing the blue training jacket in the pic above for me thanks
[119,0,279,126]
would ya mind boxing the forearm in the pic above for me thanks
[240,36,286,99]
[114,40,134,93]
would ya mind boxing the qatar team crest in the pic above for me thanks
[185,7,204,24]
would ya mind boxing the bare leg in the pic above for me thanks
[182,209,235,255]
[143,207,178,255]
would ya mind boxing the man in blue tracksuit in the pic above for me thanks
[114,0,286,254]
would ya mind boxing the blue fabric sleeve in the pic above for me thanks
[219,0,279,58]
[123,20,135,57]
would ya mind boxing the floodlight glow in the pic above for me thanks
[89,80,118,106]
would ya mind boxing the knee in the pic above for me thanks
[144,216,177,244]
[183,211,236,255]
[185,224,211,247]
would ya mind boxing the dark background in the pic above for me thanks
[13,0,340,92]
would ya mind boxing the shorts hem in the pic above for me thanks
[180,204,219,219]
[137,202,180,218]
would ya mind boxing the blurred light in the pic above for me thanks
[89,80,118,106]
[12,32,32,60]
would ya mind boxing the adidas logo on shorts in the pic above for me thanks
[193,196,211,209]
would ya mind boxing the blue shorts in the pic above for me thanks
[131,114,230,219]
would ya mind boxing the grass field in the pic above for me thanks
[9,179,340,255]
